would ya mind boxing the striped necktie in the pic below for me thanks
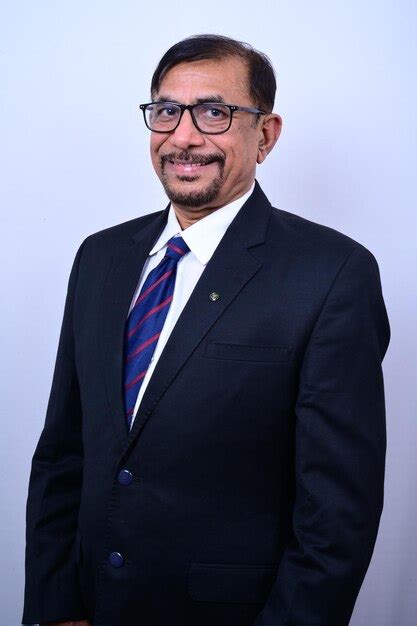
[123,235,190,427]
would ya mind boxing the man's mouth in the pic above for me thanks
[169,161,214,173]
[161,153,224,176]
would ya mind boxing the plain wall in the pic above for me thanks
[1,1,416,624]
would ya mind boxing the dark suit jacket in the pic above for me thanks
[23,181,390,626]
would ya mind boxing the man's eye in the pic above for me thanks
[157,107,177,117]
[206,107,226,118]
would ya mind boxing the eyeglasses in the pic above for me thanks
[139,101,266,135]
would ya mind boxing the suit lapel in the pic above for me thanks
[125,181,272,449]
[101,208,169,444]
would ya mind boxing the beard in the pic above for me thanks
[159,151,226,208]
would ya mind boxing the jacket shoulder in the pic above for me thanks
[268,204,378,267]
[84,210,165,246]
[72,210,166,269]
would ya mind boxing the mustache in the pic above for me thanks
[160,151,225,167]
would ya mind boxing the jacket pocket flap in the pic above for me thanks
[188,562,276,604]
[204,342,289,363]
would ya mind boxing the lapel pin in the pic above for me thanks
[209,292,220,302]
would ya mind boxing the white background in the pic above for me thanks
[1,1,416,624]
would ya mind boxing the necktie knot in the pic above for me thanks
[164,235,190,262]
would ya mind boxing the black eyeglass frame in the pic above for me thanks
[139,101,267,135]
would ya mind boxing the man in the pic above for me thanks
[23,34,390,626]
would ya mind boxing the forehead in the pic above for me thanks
[155,57,251,104]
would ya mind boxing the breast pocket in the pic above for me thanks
[204,342,290,363]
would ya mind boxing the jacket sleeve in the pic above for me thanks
[253,245,390,626]
[22,241,89,624]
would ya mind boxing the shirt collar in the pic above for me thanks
[149,183,255,265]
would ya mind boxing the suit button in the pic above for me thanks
[109,552,124,568]
[118,469,133,485]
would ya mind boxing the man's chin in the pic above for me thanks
[161,176,224,209]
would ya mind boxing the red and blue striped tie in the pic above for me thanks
[123,235,190,427]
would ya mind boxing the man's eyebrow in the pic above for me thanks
[154,95,227,104]
[154,96,175,103]
[195,95,226,104]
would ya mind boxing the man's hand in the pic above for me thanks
[40,621,91,626]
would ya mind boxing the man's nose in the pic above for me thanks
[170,109,205,149]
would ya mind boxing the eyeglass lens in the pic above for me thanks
[144,103,231,133]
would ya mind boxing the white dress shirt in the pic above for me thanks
[129,183,255,427]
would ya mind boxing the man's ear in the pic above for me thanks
[257,114,282,164]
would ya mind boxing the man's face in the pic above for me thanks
[150,56,269,212]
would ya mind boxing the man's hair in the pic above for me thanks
[150,34,276,113]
